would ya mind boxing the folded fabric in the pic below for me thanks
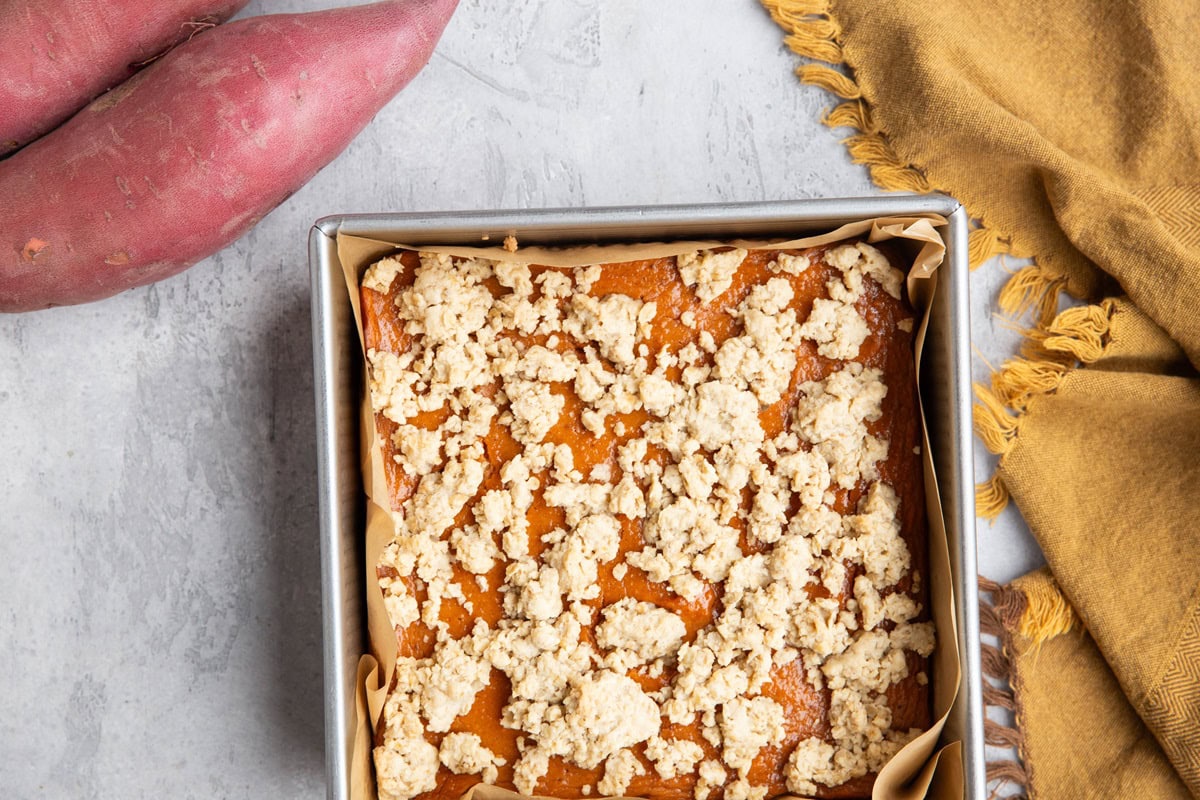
[981,569,1191,799]
[975,300,1200,796]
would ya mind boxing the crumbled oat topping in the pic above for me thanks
[695,759,728,800]
[645,736,706,780]
[599,748,648,796]
[799,297,870,360]
[440,732,506,783]
[363,256,406,294]
[769,252,810,277]
[677,248,749,303]
[375,736,439,800]
[365,242,927,800]
[597,598,688,671]
[719,696,786,777]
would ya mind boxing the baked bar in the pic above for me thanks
[360,240,933,800]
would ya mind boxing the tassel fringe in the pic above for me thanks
[762,0,934,196]
[1009,569,1080,644]
[986,760,1029,785]
[821,100,874,131]
[762,0,831,19]
[762,0,833,35]
[796,64,860,99]
[983,682,1016,711]
[979,576,1035,798]
[990,358,1070,412]
[980,642,1011,681]
[978,597,1004,638]
[973,300,1117,516]
[838,133,929,190]
[998,264,1068,327]
[1024,301,1114,363]
[972,383,1020,457]
[968,224,1011,270]
[985,718,1025,748]
[783,31,844,63]
[975,472,1011,521]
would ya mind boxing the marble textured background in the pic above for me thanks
[0,0,1041,796]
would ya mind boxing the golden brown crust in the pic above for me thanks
[362,243,929,800]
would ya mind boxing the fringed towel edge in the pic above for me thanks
[978,575,1033,799]
[759,0,1018,269]
[978,571,1080,799]
[973,300,1118,518]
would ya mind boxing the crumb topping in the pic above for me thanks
[646,736,706,780]
[597,598,688,671]
[363,256,406,294]
[599,748,649,796]
[677,248,749,303]
[440,732,506,784]
[366,242,928,800]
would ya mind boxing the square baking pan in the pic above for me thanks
[309,196,983,800]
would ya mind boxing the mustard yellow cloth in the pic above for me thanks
[983,569,1192,799]
[760,0,1200,796]
[979,302,1200,797]
[763,0,1200,353]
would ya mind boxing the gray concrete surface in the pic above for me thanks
[0,0,1041,796]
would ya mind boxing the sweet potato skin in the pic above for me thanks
[0,0,458,312]
[0,0,249,155]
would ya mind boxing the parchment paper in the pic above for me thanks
[335,214,962,800]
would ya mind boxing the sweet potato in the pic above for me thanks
[0,0,249,155]
[0,0,458,312]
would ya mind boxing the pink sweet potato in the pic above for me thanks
[0,0,249,155]
[0,0,458,312]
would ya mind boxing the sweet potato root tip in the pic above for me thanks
[21,238,49,262]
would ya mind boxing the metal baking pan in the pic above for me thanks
[309,196,982,800]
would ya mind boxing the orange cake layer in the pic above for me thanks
[360,241,932,800]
